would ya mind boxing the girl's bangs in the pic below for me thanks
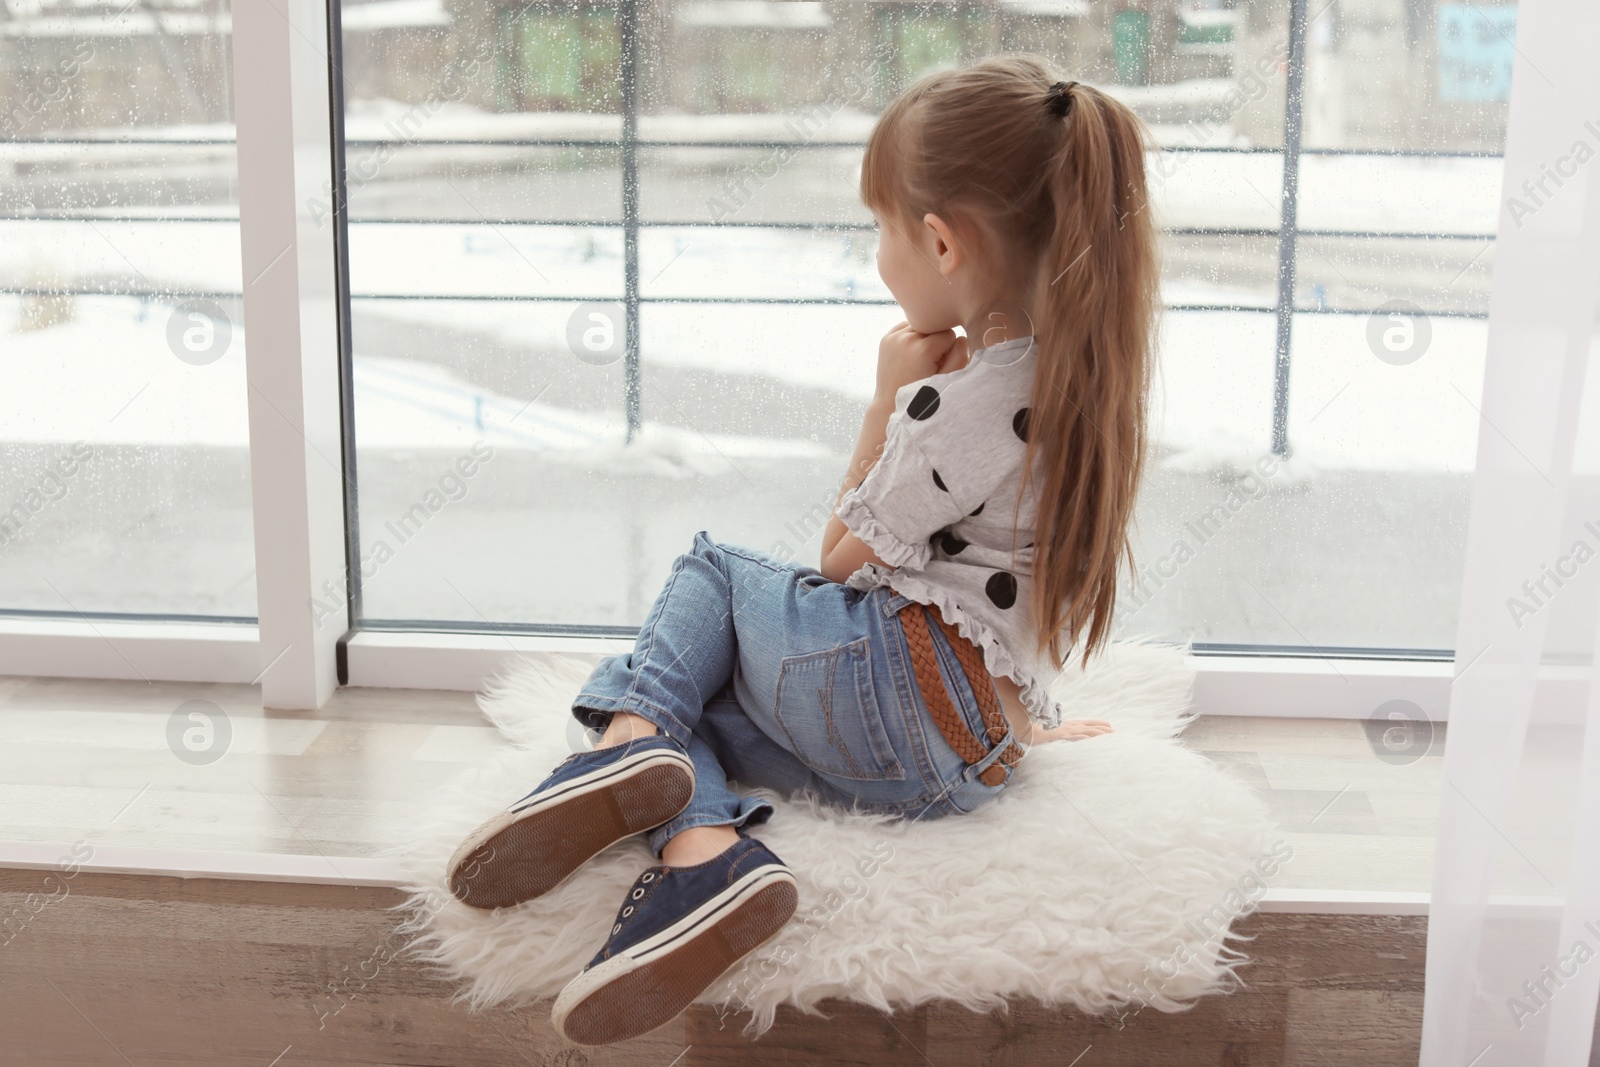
[859,104,915,219]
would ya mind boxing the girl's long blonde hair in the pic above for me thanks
[861,54,1162,665]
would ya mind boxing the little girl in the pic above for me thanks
[446,53,1161,1047]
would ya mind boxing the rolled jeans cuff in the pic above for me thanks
[572,693,694,752]
[646,795,777,860]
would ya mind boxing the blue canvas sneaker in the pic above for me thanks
[447,735,695,910]
[551,834,798,1045]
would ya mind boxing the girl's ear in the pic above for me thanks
[921,212,963,278]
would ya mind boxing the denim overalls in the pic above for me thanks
[573,531,1021,859]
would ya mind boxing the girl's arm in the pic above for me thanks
[819,397,896,583]
[820,323,968,583]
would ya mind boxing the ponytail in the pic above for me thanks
[1027,81,1161,663]
[860,55,1163,667]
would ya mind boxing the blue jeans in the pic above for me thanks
[573,531,1019,859]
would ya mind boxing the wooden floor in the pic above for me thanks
[1183,715,1440,894]
[0,674,1438,1065]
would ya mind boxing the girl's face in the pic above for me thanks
[871,208,963,335]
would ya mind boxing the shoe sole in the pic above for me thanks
[551,863,798,1046]
[446,747,696,910]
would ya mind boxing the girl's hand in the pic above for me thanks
[1029,718,1114,744]
[875,322,967,405]
[937,334,971,374]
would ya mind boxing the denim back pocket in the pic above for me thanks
[773,637,906,781]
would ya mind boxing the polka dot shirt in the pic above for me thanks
[836,334,1066,731]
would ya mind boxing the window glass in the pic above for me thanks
[1192,0,1506,650]
[1,6,255,620]
[343,0,1502,654]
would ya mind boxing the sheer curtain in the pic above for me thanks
[1419,1,1600,1064]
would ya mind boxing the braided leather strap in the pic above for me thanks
[899,603,989,768]
[897,602,1025,787]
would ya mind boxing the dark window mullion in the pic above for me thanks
[620,0,642,443]
[1272,0,1310,458]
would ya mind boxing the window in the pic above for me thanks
[1133,0,1509,652]
[328,0,1513,654]
[1,0,256,622]
[1,0,1510,660]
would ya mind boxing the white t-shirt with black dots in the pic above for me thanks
[836,334,1067,731]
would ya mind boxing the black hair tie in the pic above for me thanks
[1046,80,1079,118]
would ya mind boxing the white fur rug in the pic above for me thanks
[391,638,1277,1038]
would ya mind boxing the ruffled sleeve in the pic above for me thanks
[835,408,971,571]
